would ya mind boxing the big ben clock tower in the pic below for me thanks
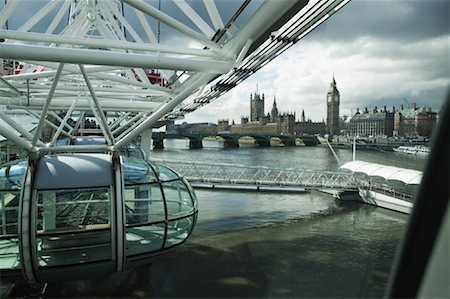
[326,75,340,136]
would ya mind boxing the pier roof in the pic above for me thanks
[340,160,422,185]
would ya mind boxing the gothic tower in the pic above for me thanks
[326,75,340,135]
[270,97,278,123]
[250,91,265,122]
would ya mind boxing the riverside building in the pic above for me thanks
[349,107,395,137]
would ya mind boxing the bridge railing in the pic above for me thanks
[151,159,362,190]
[368,183,416,203]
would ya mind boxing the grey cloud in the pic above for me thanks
[308,0,449,43]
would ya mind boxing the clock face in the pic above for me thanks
[327,95,332,102]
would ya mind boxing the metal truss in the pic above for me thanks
[152,158,362,191]
[0,0,351,156]
[153,159,417,202]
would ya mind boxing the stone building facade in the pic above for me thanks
[250,92,265,122]
[394,104,437,137]
[349,107,394,137]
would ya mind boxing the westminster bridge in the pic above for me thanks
[151,132,320,149]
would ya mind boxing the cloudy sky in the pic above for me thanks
[183,0,450,124]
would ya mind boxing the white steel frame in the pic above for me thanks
[0,0,351,156]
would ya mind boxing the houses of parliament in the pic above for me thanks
[169,74,437,139]
[217,78,340,136]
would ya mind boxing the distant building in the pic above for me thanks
[350,106,394,137]
[217,119,231,132]
[229,90,297,135]
[270,97,279,123]
[326,76,340,135]
[250,91,265,123]
[167,122,217,135]
[394,103,437,137]
[295,110,326,135]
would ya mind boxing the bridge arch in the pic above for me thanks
[152,132,204,149]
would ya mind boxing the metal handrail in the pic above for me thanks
[151,159,362,191]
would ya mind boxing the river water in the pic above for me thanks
[137,140,424,298]
[6,140,428,298]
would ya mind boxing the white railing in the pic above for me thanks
[151,159,362,191]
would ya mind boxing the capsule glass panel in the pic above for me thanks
[162,180,195,220]
[122,158,198,258]
[124,183,165,256]
[36,188,112,267]
[0,161,27,270]
[165,216,195,248]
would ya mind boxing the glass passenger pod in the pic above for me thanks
[0,152,198,283]
[122,156,198,268]
[0,160,27,274]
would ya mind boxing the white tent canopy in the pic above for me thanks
[340,160,422,185]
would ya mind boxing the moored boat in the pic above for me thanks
[393,145,430,156]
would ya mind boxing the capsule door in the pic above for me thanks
[33,186,116,282]
[31,154,117,282]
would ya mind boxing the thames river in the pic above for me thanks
[6,140,428,298]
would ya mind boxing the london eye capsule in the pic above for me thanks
[0,151,198,284]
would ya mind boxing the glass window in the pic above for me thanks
[0,191,19,235]
[36,188,112,267]
[0,160,27,190]
[0,161,25,270]
[162,180,195,220]
[122,157,157,185]
[124,184,165,257]
[181,177,198,210]
[165,216,195,248]
[124,184,165,225]
[155,164,180,182]
[0,191,20,270]
[125,223,165,256]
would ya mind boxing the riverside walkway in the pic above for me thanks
[151,159,362,192]
[152,159,416,205]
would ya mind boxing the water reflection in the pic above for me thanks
[151,139,426,171]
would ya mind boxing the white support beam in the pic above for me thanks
[123,0,222,53]
[0,78,23,96]
[43,144,113,154]
[0,111,45,147]
[109,112,131,131]
[115,73,216,149]
[9,82,157,96]
[4,62,172,95]
[0,43,232,73]
[18,0,60,32]
[45,0,74,34]
[204,0,224,32]
[223,0,299,55]
[134,9,158,43]
[173,0,216,38]
[140,128,152,159]
[116,115,147,141]
[32,63,64,146]
[2,99,160,112]
[112,112,145,136]
[26,110,73,139]
[102,1,144,43]
[0,0,18,29]
[48,111,74,137]
[133,9,173,81]
[0,125,34,152]
[79,65,115,145]
[235,39,254,65]
[50,96,79,144]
